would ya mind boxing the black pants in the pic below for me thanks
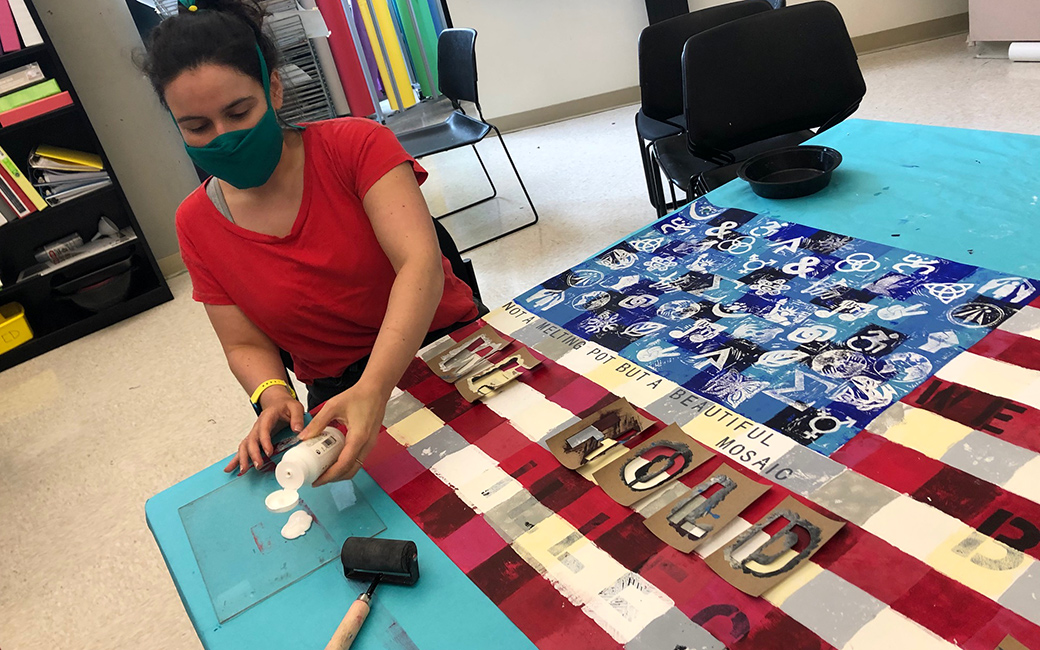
[305,301,489,410]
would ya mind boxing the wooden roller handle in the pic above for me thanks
[325,597,371,650]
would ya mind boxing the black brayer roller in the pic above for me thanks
[325,537,420,650]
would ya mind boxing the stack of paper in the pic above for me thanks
[29,145,111,206]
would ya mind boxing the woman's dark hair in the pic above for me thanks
[138,0,281,107]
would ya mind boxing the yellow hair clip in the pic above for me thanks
[189,4,198,10]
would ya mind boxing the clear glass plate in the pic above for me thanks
[179,470,386,623]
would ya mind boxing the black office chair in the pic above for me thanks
[396,28,538,254]
[654,0,865,203]
[636,1,774,215]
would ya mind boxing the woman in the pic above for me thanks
[141,0,480,485]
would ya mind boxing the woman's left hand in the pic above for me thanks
[297,380,389,486]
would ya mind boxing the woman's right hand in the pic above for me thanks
[223,389,306,474]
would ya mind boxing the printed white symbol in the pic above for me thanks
[866,274,917,298]
[623,321,667,338]
[829,376,897,411]
[923,283,974,305]
[811,349,870,379]
[877,302,929,321]
[687,348,734,370]
[740,254,777,275]
[681,253,716,273]
[648,272,685,294]
[636,345,680,364]
[764,370,836,410]
[814,300,877,322]
[529,289,564,311]
[716,235,755,255]
[675,240,714,257]
[670,319,727,343]
[703,370,768,408]
[644,256,678,272]
[756,350,810,369]
[769,237,804,255]
[571,291,611,311]
[947,302,1008,329]
[782,256,821,279]
[598,249,638,270]
[618,294,659,309]
[691,198,724,220]
[660,216,695,235]
[706,221,738,239]
[807,410,857,437]
[762,298,813,326]
[787,324,838,344]
[893,254,940,276]
[710,301,748,319]
[689,275,724,298]
[919,330,959,353]
[604,274,640,291]
[749,277,791,297]
[630,236,666,253]
[567,269,604,287]
[835,252,881,273]
[811,233,853,255]
[802,278,849,301]
[847,328,902,354]
[873,352,933,383]
[749,220,788,237]
[657,300,701,321]
[979,277,1036,304]
[732,322,784,344]
[580,310,621,335]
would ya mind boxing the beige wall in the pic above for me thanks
[448,0,968,121]
[34,0,199,270]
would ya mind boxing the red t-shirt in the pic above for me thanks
[176,118,477,383]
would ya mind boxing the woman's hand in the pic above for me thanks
[297,380,389,486]
[223,388,305,474]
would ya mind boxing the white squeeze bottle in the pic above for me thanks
[276,427,346,490]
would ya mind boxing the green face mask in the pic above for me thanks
[182,45,284,189]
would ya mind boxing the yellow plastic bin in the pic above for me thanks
[0,302,33,354]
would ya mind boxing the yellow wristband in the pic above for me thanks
[250,379,297,411]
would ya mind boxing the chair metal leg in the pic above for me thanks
[636,114,666,214]
[452,125,539,254]
[431,145,498,220]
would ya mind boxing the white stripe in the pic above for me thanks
[936,351,1040,411]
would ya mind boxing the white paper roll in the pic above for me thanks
[1009,42,1040,62]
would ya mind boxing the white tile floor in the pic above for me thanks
[3,34,1040,650]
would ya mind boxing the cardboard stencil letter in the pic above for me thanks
[705,496,844,596]
[546,398,654,470]
[425,325,510,383]
[455,348,542,402]
[644,463,769,553]
[593,424,713,506]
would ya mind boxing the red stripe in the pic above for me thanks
[901,376,1040,454]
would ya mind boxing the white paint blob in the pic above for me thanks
[280,510,313,540]
[265,488,300,514]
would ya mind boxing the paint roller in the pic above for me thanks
[325,537,420,650]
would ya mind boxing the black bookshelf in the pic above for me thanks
[0,1,172,372]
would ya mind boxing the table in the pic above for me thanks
[149,119,1040,650]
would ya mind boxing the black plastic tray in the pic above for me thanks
[737,146,842,199]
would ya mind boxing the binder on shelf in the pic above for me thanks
[30,145,103,171]
[41,178,112,205]
[0,79,58,113]
[0,145,45,210]
[0,0,20,53]
[7,0,41,48]
[0,90,71,126]
[34,170,110,186]
[0,62,43,96]
[0,166,32,217]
